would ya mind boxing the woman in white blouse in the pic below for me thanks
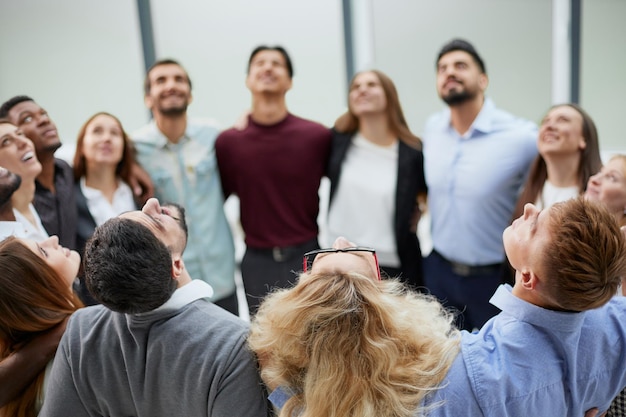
[72,112,137,303]
[0,121,48,241]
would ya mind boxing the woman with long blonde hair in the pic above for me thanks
[0,236,82,416]
[249,237,459,417]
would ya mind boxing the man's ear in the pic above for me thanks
[520,269,539,291]
[171,255,184,281]
[144,94,153,110]
[479,73,489,92]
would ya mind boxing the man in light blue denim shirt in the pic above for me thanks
[132,59,238,314]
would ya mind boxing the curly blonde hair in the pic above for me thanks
[249,271,460,417]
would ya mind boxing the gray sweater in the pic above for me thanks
[40,281,269,417]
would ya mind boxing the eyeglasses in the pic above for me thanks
[302,247,381,281]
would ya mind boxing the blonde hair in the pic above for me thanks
[249,271,459,417]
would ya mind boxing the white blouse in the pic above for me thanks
[80,178,136,226]
[13,204,49,241]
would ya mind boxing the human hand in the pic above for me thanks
[129,162,154,205]
[584,408,607,417]
[232,109,251,131]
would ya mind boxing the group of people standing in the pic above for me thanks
[0,37,625,417]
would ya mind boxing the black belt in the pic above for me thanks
[433,250,502,277]
[247,238,318,262]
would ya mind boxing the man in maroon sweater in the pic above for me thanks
[215,45,331,314]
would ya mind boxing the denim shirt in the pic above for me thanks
[132,119,236,300]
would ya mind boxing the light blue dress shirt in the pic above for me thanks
[132,120,236,301]
[426,285,626,416]
[423,98,537,265]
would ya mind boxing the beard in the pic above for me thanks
[43,140,62,154]
[442,88,477,106]
[156,94,190,117]
[158,103,189,116]
[0,172,21,206]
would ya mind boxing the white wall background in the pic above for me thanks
[581,0,626,157]
[0,0,346,160]
[1,0,623,156]
[369,0,553,137]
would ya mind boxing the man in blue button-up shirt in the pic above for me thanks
[422,39,538,330]
[426,197,626,417]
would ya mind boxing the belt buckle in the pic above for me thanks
[452,262,471,277]
[272,247,285,262]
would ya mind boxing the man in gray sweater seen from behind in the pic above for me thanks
[40,198,269,417]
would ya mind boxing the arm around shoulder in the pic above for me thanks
[0,317,68,407]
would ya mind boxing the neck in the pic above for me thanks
[11,179,36,215]
[85,166,119,203]
[36,152,56,192]
[177,270,192,288]
[358,114,396,146]
[511,276,545,307]
[154,112,187,144]
[449,94,484,136]
[0,203,16,221]
[250,94,288,125]
[511,271,560,310]
[543,153,581,187]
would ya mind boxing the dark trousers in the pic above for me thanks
[214,291,239,316]
[380,265,402,280]
[423,250,501,331]
[241,239,319,316]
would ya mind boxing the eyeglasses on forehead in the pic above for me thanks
[302,247,381,281]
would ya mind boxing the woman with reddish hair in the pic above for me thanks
[0,235,82,416]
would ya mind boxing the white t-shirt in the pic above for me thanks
[535,180,579,210]
[327,134,400,267]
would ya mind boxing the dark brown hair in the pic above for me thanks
[512,103,602,220]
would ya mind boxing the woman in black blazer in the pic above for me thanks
[326,70,426,289]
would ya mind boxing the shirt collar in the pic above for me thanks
[133,279,214,318]
[490,284,585,332]
[470,97,496,134]
[146,121,191,150]
[0,221,27,239]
